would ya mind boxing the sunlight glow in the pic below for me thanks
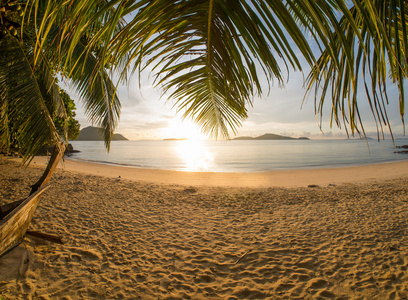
[164,118,208,141]
[173,140,214,171]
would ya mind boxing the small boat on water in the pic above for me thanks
[0,185,50,257]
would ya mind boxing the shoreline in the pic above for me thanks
[12,156,408,188]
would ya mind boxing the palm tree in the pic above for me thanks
[0,0,122,163]
[0,0,125,194]
[23,0,343,139]
[305,0,408,140]
[3,0,407,162]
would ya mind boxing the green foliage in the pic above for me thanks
[0,1,64,159]
[0,0,119,161]
[28,0,407,141]
[52,88,80,141]
[26,0,334,139]
[305,1,408,139]
[2,0,407,161]
[0,33,62,160]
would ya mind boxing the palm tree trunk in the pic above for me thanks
[30,142,65,195]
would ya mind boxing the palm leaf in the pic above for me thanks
[64,40,122,150]
[22,0,124,149]
[103,0,331,138]
[29,0,407,141]
[43,2,124,148]
[27,0,332,139]
[0,34,63,162]
[306,0,407,139]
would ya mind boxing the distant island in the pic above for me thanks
[163,138,188,141]
[77,126,129,141]
[232,133,310,140]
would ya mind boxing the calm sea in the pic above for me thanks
[68,138,408,172]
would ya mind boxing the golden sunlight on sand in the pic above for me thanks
[24,156,408,188]
[1,157,408,299]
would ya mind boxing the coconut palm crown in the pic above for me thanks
[23,0,340,140]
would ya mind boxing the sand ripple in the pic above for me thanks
[1,158,408,299]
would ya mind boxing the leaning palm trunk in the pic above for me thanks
[0,0,121,256]
[0,142,65,257]
[30,142,65,194]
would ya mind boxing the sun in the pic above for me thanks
[164,117,208,141]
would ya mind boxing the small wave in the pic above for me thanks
[66,157,145,169]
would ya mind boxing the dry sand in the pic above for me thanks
[1,157,408,299]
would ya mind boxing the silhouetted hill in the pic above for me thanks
[233,133,310,140]
[77,126,128,141]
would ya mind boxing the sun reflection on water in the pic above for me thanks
[173,140,214,171]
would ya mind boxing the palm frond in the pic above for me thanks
[29,0,407,141]
[25,0,321,138]
[32,1,125,148]
[64,40,122,150]
[104,0,326,138]
[27,0,343,139]
[306,0,408,138]
[0,34,63,162]
[12,0,121,149]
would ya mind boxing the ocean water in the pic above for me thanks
[68,138,408,172]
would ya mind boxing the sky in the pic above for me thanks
[65,64,406,141]
[63,19,407,142]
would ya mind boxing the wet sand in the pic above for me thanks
[24,156,408,188]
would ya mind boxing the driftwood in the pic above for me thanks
[0,185,50,257]
[1,142,66,257]
[234,250,252,265]
[0,199,24,220]
[26,230,64,245]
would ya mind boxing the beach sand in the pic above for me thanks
[1,157,408,299]
[17,156,408,188]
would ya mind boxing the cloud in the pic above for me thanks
[63,58,407,141]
